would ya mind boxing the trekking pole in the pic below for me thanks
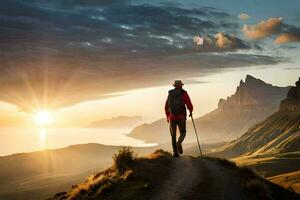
[190,115,203,157]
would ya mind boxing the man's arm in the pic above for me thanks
[165,99,170,121]
[183,92,193,115]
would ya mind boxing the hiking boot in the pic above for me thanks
[172,152,180,157]
[177,142,183,154]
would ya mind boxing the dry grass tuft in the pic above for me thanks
[148,149,171,159]
[113,147,136,175]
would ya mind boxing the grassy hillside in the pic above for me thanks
[233,151,300,178]
[269,170,300,194]
[48,149,299,200]
[211,111,300,158]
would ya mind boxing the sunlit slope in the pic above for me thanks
[269,170,300,194]
[48,150,299,200]
[213,111,300,158]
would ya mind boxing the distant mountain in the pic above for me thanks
[87,116,143,128]
[129,75,290,143]
[48,150,299,200]
[211,77,300,158]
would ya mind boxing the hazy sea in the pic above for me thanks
[0,128,156,156]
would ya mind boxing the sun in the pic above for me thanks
[34,111,53,125]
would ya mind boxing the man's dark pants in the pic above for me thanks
[169,119,186,154]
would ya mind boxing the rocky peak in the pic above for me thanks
[218,75,290,110]
[236,75,271,97]
[241,75,270,89]
[279,77,300,112]
[245,74,264,83]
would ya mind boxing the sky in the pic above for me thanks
[0,0,299,127]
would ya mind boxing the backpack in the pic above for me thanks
[167,89,186,115]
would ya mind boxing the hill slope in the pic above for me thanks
[212,111,300,158]
[129,75,290,143]
[48,150,299,200]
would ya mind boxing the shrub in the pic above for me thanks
[113,147,135,174]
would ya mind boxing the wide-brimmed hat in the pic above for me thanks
[173,80,184,87]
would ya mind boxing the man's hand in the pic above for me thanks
[189,113,193,117]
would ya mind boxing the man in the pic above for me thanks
[165,80,193,157]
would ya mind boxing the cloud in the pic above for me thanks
[243,17,283,40]
[0,0,283,111]
[194,35,204,46]
[215,33,232,48]
[239,13,250,20]
[242,17,300,44]
[275,33,300,44]
[194,33,249,50]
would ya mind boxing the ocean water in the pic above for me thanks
[0,128,156,156]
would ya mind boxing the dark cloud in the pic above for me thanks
[0,0,283,111]
[23,0,131,8]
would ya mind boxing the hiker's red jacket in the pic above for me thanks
[165,90,193,121]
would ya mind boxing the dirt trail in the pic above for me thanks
[152,156,242,200]
[152,157,200,200]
